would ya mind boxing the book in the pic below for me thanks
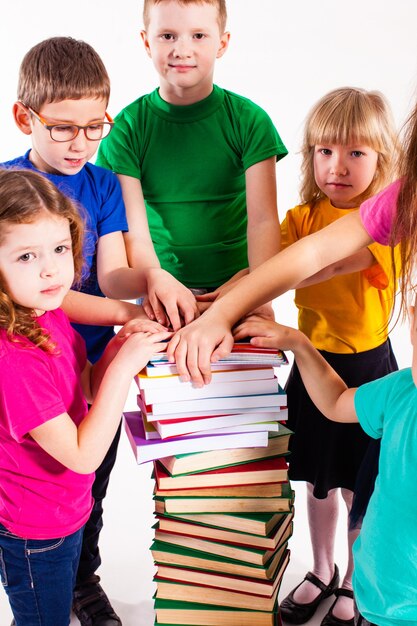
[155,557,285,596]
[151,539,288,580]
[154,457,289,490]
[141,389,287,418]
[153,410,286,439]
[156,508,294,550]
[154,597,283,626]
[139,376,280,405]
[159,426,291,475]
[140,396,287,422]
[153,520,292,565]
[154,567,284,610]
[143,362,272,378]
[149,342,288,368]
[160,510,290,536]
[124,412,268,465]
[155,482,285,498]
[154,481,293,514]
[136,366,275,389]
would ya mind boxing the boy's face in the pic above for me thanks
[15,98,108,176]
[141,1,230,104]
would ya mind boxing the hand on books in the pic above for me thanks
[117,316,168,338]
[144,268,200,330]
[233,319,297,352]
[110,329,173,377]
[166,313,235,386]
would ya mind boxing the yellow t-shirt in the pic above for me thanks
[280,198,399,353]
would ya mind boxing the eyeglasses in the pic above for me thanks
[26,106,114,142]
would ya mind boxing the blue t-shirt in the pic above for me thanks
[2,152,128,362]
[353,368,417,625]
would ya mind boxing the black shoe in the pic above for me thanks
[321,588,354,626]
[73,575,122,626]
[280,564,340,624]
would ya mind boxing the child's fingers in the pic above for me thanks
[181,301,200,326]
[148,294,169,327]
[164,301,183,332]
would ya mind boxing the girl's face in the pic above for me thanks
[313,143,379,209]
[0,212,74,316]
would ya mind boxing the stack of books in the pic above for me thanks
[124,342,293,625]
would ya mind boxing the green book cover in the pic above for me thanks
[154,480,293,502]
[155,508,293,536]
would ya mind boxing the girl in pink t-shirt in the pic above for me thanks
[0,169,170,626]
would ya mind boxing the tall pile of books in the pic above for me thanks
[124,342,294,626]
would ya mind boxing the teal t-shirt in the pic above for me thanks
[353,368,417,626]
[97,85,287,288]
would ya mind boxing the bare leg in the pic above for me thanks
[330,488,358,620]
[293,484,338,603]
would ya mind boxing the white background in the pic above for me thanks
[1,1,417,624]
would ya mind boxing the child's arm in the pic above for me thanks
[118,174,199,330]
[295,247,376,288]
[95,230,149,299]
[234,318,358,423]
[62,290,166,332]
[246,157,281,267]
[29,329,172,474]
[166,210,373,384]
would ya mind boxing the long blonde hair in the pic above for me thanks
[300,87,399,207]
[0,169,84,351]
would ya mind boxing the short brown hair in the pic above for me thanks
[300,87,399,207]
[143,0,227,33]
[17,37,110,111]
[0,168,85,351]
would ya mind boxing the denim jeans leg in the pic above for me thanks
[0,524,83,626]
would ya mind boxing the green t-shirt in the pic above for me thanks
[353,368,417,626]
[97,85,287,288]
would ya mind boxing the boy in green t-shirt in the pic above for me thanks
[97,0,287,331]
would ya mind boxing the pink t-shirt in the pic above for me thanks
[360,179,402,245]
[0,308,94,539]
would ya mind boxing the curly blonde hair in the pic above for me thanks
[0,169,84,351]
[300,87,400,207]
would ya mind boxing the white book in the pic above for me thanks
[143,362,265,378]
[155,410,287,439]
[140,376,279,404]
[146,390,287,417]
[136,366,274,390]
[138,394,287,422]
[165,421,281,438]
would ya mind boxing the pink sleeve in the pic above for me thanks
[360,180,402,245]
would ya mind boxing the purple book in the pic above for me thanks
[123,411,268,465]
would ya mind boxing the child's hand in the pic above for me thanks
[144,268,200,330]
[113,330,173,377]
[166,314,234,386]
[117,316,167,338]
[233,318,299,352]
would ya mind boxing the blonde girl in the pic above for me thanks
[276,88,400,626]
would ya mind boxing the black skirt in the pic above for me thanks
[285,339,398,500]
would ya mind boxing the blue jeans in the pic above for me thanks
[0,523,83,626]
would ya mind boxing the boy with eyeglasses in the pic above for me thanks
[2,36,164,626]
